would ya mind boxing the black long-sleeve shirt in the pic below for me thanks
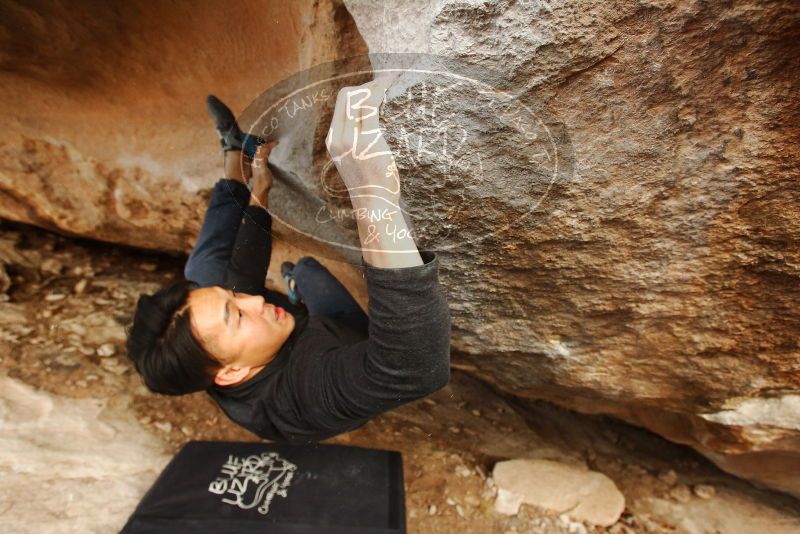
[205,204,451,444]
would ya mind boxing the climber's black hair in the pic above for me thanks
[125,279,221,395]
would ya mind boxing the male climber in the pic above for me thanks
[126,78,451,443]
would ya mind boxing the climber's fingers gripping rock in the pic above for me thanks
[251,140,279,182]
[325,79,401,204]
[249,140,278,207]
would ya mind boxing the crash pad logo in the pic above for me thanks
[207,452,298,515]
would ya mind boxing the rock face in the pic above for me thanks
[0,376,171,532]
[492,458,626,525]
[1,0,798,498]
[0,0,366,252]
[342,0,800,498]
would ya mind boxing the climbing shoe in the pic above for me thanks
[281,261,302,306]
[205,94,262,158]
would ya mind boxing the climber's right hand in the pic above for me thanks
[325,78,400,207]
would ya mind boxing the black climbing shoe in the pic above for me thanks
[206,95,263,157]
[281,261,302,306]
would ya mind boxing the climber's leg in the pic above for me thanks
[291,256,369,331]
[184,153,251,287]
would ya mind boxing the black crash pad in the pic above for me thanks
[121,440,406,533]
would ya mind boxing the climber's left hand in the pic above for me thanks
[250,140,279,208]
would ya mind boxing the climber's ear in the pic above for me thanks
[214,365,250,387]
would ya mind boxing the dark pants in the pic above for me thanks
[184,178,368,330]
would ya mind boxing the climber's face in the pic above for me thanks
[186,287,295,386]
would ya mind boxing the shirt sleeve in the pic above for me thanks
[271,249,452,442]
[223,205,272,295]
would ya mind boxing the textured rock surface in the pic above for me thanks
[0,376,171,533]
[492,458,626,525]
[342,0,800,497]
[0,0,366,253]
[0,0,798,498]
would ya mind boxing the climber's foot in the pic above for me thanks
[206,95,244,152]
[281,261,302,305]
[206,95,264,158]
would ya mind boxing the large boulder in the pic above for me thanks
[0,0,366,253]
[342,0,800,497]
[0,0,798,498]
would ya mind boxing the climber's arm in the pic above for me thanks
[252,79,451,443]
[222,208,271,295]
[223,142,278,294]
[327,78,422,269]
[259,248,450,443]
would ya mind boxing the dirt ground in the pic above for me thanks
[1,219,799,533]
